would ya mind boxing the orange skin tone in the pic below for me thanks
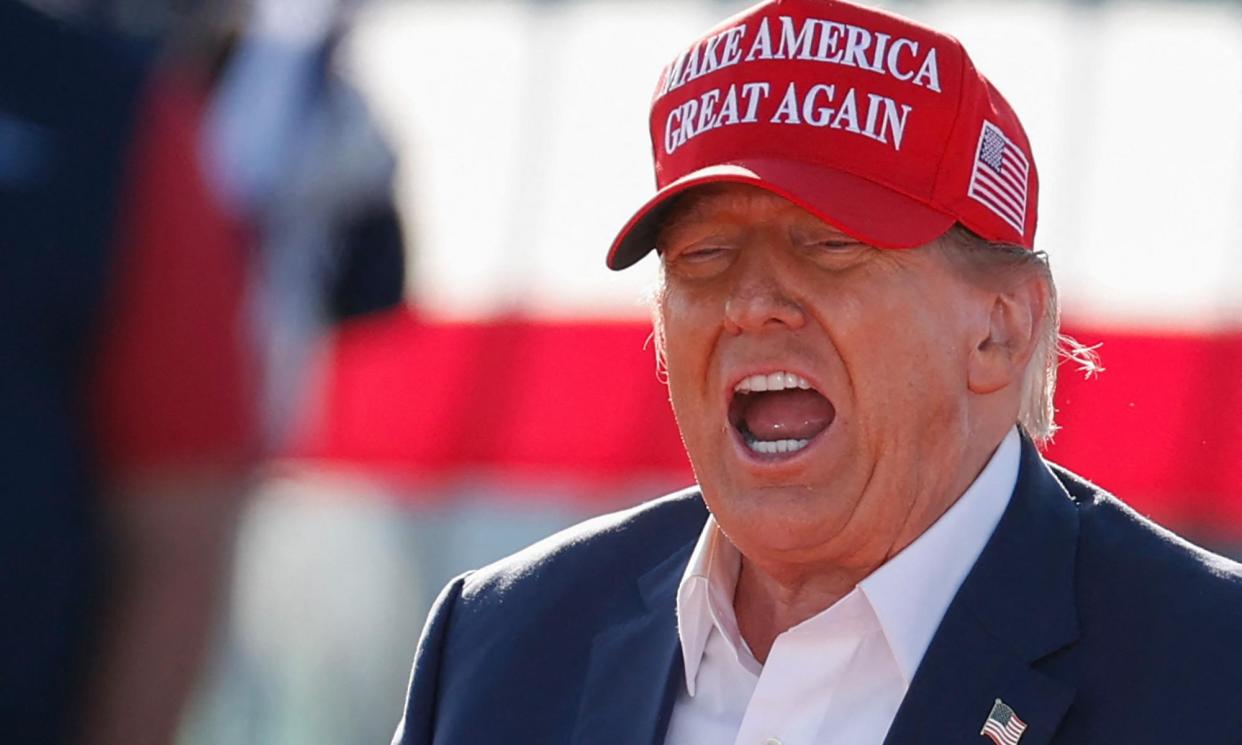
[656,184,1045,661]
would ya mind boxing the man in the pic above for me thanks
[391,1,1242,743]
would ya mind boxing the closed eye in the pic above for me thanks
[679,246,732,262]
[809,239,866,253]
[818,237,863,248]
[664,242,736,279]
[797,237,872,269]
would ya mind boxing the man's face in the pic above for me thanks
[657,183,993,567]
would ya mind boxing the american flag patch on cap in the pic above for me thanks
[967,121,1030,237]
[980,698,1028,745]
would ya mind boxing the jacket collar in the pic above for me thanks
[571,527,700,745]
[882,435,1080,745]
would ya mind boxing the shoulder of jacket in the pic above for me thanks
[1049,461,1242,643]
[457,486,708,602]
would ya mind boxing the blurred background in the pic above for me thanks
[2,0,1240,743]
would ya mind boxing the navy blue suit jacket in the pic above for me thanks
[393,439,1242,744]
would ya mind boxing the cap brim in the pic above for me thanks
[606,159,956,270]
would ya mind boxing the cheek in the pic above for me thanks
[659,290,718,371]
[659,300,715,425]
[844,299,968,414]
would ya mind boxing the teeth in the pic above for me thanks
[735,371,815,394]
[745,437,812,455]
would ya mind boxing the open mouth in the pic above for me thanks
[728,371,836,458]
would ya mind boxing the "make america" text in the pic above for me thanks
[656,14,942,155]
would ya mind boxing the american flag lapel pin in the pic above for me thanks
[980,698,1028,745]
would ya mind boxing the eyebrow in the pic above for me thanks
[657,190,783,239]
[659,194,727,230]
[655,197,720,249]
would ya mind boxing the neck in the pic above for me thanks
[731,425,1011,663]
[733,557,871,662]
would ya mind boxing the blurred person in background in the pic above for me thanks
[392,1,1242,743]
[199,0,405,448]
[1,1,258,744]
[77,4,263,745]
[3,0,405,741]
[170,1,411,744]
[1,3,148,742]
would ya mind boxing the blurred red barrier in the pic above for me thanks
[292,308,1242,533]
[1047,325,1242,532]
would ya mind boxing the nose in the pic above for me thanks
[723,247,806,335]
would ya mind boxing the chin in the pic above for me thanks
[706,476,849,523]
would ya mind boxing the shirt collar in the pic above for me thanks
[674,427,1022,694]
[675,514,748,695]
[859,427,1021,684]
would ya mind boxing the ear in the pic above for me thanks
[967,275,1048,395]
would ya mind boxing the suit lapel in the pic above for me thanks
[572,541,695,745]
[884,438,1081,745]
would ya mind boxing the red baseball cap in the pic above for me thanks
[607,0,1038,270]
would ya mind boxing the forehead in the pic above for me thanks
[657,183,854,244]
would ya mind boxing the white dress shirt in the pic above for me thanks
[664,428,1022,745]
